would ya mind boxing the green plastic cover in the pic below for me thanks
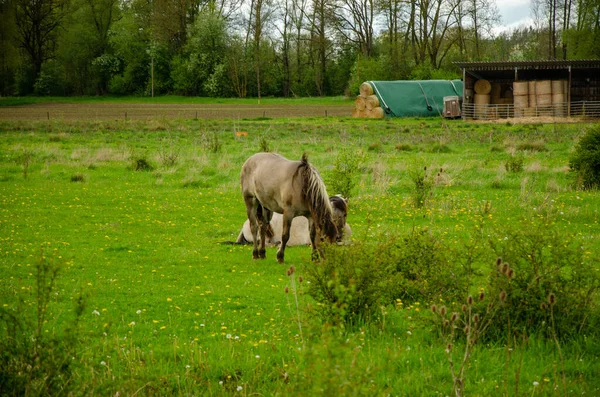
[369,80,463,117]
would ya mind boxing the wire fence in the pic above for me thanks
[462,101,600,120]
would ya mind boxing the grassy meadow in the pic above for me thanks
[1,115,600,396]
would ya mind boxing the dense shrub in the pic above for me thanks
[487,218,600,340]
[569,125,600,189]
[304,240,397,326]
[304,228,467,326]
[390,228,467,303]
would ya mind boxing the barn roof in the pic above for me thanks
[454,60,600,71]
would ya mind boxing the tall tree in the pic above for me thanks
[14,0,69,86]
[307,0,333,95]
[377,0,404,71]
[333,0,375,56]
[0,0,19,94]
[466,0,500,58]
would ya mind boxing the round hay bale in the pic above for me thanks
[352,108,366,118]
[514,95,529,109]
[474,79,492,95]
[365,95,379,110]
[528,94,537,107]
[537,93,552,107]
[536,80,552,95]
[368,107,385,119]
[474,94,490,119]
[474,94,490,104]
[359,82,374,97]
[513,81,528,96]
[528,81,536,95]
[552,93,565,105]
[355,95,366,111]
[551,80,564,94]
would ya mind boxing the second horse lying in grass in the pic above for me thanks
[236,195,352,246]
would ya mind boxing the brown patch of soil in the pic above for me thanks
[0,103,353,121]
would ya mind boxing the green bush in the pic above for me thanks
[505,155,524,173]
[304,228,466,326]
[325,149,362,198]
[390,228,466,304]
[133,158,154,171]
[487,218,600,340]
[304,240,397,326]
[569,125,600,189]
[0,250,84,395]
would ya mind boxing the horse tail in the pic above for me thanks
[300,154,338,242]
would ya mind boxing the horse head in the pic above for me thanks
[329,195,348,242]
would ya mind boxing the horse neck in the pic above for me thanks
[301,164,336,238]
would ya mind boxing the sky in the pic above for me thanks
[496,0,535,33]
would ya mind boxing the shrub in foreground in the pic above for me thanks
[569,124,600,189]
[0,249,84,396]
[488,218,600,339]
[304,228,466,326]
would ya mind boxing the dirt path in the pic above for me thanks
[0,102,353,121]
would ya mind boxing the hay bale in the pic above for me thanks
[359,82,374,97]
[352,108,367,118]
[474,79,492,95]
[365,95,379,110]
[355,95,366,111]
[367,107,384,119]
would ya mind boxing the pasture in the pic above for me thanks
[1,114,599,396]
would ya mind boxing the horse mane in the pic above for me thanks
[299,153,338,242]
[329,195,348,214]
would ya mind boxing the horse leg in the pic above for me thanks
[308,218,320,261]
[277,212,293,264]
[244,195,262,260]
[257,207,272,259]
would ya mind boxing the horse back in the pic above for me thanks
[241,153,307,215]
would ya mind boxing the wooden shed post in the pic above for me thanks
[568,66,572,117]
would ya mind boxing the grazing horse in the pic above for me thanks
[236,196,351,246]
[240,152,338,263]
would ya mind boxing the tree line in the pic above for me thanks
[0,0,598,98]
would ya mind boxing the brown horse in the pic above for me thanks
[241,152,338,263]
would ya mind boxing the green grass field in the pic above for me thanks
[1,115,599,396]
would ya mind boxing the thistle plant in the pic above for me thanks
[433,258,514,397]
[409,166,443,208]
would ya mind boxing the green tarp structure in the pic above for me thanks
[368,80,463,117]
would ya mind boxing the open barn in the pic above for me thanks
[455,60,600,120]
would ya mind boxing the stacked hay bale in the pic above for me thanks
[513,81,529,117]
[353,82,385,118]
[552,80,566,116]
[536,80,553,116]
[473,79,491,119]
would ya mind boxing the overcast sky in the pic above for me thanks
[496,0,534,33]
